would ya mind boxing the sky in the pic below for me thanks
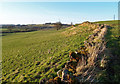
[0,2,118,24]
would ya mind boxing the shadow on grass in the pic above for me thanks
[105,25,120,82]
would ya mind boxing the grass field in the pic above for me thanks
[2,25,93,82]
[2,20,120,82]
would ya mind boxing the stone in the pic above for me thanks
[57,69,62,77]
[61,68,69,81]
[40,78,47,84]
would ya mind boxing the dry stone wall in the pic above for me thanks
[41,22,110,84]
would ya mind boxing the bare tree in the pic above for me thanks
[55,22,62,30]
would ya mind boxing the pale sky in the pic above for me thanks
[0,2,118,24]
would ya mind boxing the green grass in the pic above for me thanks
[93,20,119,25]
[95,20,120,56]
[1,28,34,33]
[2,26,93,82]
[1,28,17,31]
[95,20,120,82]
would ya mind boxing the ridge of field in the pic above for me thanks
[45,20,120,83]
[2,24,93,82]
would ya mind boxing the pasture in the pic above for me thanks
[2,25,93,82]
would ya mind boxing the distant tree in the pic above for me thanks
[7,26,13,32]
[54,22,62,30]
[71,22,74,27]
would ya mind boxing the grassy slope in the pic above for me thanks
[2,26,93,82]
[94,20,119,24]
[95,20,120,82]
[2,20,120,82]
